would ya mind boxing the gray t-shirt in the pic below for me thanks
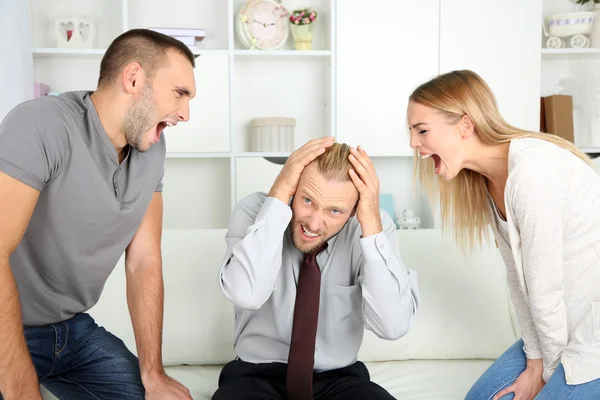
[0,91,166,326]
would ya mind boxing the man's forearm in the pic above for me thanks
[220,197,291,310]
[126,260,165,383]
[359,226,419,340]
[0,258,41,399]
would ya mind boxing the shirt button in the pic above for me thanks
[379,242,385,250]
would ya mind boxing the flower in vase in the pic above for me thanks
[289,8,317,25]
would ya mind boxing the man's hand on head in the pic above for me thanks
[268,137,335,204]
[348,145,383,237]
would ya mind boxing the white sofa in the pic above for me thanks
[46,228,518,400]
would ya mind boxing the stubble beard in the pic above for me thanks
[121,84,156,152]
[292,220,327,254]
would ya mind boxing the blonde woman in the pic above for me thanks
[407,70,600,400]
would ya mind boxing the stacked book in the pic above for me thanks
[148,27,206,52]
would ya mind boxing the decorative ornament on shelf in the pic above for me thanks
[572,0,600,46]
[34,82,50,99]
[53,16,97,49]
[398,210,421,230]
[249,117,296,152]
[289,7,317,50]
[542,11,595,48]
[236,0,290,50]
[50,0,98,49]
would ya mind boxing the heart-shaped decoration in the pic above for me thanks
[59,22,74,41]
[79,22,90,42]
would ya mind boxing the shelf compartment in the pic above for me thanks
[233,50,331,62]
[542,48,600,55]
[30,0,122,49]
[235,157,283,202]
[162,158,231,229]
[233,58,330,152]
[33,48,107,56]
[127,0,228,50]
[166,53,231,153]
[232,0,333,51]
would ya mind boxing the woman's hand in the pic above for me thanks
[493,359,544,400]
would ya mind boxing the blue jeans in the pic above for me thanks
[0,313,144,400]
[466,339,600,400]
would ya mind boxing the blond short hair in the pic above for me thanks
[316,142,352,181]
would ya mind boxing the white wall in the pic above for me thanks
[0,0,34,121]
[439,0,542,133]
[335,0,543,229]
[336,0,440,157]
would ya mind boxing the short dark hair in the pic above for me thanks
[97,29,196,89]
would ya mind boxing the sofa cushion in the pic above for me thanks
[89,229,236,366]
[40,360,493,400]
[162,360,494,400]
[88,228,517,366]
[359,229,518,361]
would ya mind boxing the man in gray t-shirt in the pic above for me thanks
[0,29,196,400]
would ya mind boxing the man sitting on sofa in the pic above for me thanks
[214,137,420,400]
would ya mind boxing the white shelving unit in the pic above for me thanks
[27,0,543,231]
[542,48,600,55]
[32,48,108,55]
[580,147,600,153]
[541,0,600,151]
[29,0,342,230]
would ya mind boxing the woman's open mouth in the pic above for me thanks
[421,153,442,174]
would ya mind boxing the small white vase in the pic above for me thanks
[289,23,314,50]
[591,4,600,47]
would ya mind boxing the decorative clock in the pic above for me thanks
[236,0,289,50]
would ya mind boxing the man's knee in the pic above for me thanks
[86,328,141,373]
[213,377,282,400]
[336,380,395,400]
[66,327,144,396]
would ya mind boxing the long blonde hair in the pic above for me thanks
[409,69,593,252]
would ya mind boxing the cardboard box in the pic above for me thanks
[542,95,574,143]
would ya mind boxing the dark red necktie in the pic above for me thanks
[286,243,327,400]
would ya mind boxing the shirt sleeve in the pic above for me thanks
[218,193,292,310]
[0,99,70,191]
[155,168,164,192]
[494,232,543,359]
[508,158,569,382]
[357,210,420,340]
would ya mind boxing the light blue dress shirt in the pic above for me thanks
[219,192,420,372]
